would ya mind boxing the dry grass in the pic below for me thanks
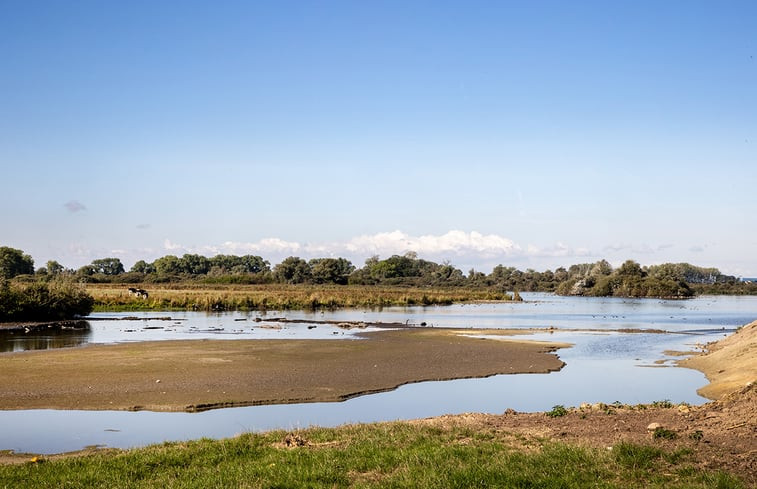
[86,283,513,311]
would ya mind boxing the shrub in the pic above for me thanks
[0,279,93,321]
[652,427,677,440]
[546,405,569,418]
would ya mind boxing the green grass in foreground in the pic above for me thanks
[0,423,745,489]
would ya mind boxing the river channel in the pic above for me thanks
[1,293,755,454]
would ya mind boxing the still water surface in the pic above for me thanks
[1,293,755,454]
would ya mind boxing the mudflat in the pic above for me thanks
[0,328,568,412]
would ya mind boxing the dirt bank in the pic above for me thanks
[0,328,568,412]
[414,382,756,484]
[678,320,757,399]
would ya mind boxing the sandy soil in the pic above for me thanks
[0,328,567,412]
[678,320,757,399]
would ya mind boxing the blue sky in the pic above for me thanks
[1,1,755,275]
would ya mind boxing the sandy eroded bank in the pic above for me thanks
[678,320,757,399]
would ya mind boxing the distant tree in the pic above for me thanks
[153,255,182,275]
[90,258,125,276]
[206,254,270,276]
[180,254,210,275]
[76,265,96,277]
[46,260,65,275]
[237,255,270,274]
[617,260,644,278]
[367,254,419,280]
[130,260,155,274]
[590,260,613,277]
[0,246,35,279]
[309,258,355,284]
[273,257,312,284]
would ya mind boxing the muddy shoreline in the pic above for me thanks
[0,328,568,412]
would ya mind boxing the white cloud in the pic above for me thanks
[342,230,520,257]
[163,239,183,251]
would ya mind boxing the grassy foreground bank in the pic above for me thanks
[86,283,515,312]
[0,422,745,489]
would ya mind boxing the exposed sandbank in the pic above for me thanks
[0,328,567,412]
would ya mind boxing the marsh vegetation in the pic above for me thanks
[0,279,93,322]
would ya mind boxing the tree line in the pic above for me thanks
[1,245,754,297]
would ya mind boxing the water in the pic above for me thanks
[1,293,754,454]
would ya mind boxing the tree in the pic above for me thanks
[130,260,155,274]
[153,255,182,275]
[46,260,65,275]
[209,254,270,275]
[90,258,125,275]
[273,257,312,284]
[180,254,210,275]
[0,246,35,279]
[310,258,355,284]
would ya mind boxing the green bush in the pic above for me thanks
[546,405,569,418]
[0,279,94,321]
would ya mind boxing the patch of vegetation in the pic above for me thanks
[0,279,94,322]
[86,284,513,312]
[651,399,674,408]
[546,404,569,418]
[0,424,747,488]
[689,430,705,441]
[653,427,678,440]
[4,244,756,299]
[613,441,664,470]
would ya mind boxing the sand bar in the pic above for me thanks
[0,328,567,412]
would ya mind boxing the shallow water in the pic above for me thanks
[0,293,754,454]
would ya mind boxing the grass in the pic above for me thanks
[0,423,746,489]
[86,283,515,312]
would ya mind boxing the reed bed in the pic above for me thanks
[86,284,513,312]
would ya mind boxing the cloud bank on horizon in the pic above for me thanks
[142,230,696,275]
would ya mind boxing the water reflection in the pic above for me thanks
[0,326,91,352]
